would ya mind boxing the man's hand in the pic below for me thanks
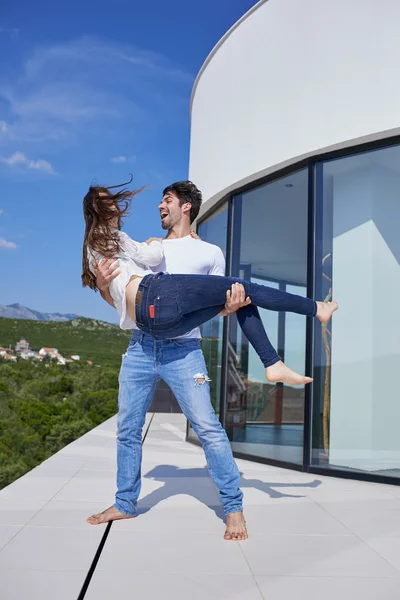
[220,282,251,316]
[94,258,120,308]
[145,237,163,244]
[94,257,120,291]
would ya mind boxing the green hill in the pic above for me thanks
[0,317,131,365]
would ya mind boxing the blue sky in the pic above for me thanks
[0,0,257,323]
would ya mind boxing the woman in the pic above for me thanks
[82,180,338,385]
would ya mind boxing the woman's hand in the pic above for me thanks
[145,237,163,244]
[190,230,201,240]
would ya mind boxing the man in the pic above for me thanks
[87,181,249,540]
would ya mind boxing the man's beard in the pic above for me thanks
[161,216,175,230]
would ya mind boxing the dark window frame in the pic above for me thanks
[188,134,400,486]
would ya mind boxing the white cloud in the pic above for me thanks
[0,121,8,134]
[0,209,4,215]
[111,155,136,164]
[0,237,17,250]
[0,151,54,173]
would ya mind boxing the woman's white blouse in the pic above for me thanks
[88,230,163,329]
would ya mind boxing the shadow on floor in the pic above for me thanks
[137,465,322,522]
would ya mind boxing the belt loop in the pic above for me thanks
[139,332,144,343]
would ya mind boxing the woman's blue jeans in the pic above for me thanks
[135,273,317,368]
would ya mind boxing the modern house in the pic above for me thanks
[15,338,30,353]
[187,0,400,485]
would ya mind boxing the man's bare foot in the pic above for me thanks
[86,505,134,525]
[224,511,248,541]
[316,300,338,323]
[266,361,313,386]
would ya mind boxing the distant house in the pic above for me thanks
[70,355,80,361]
[38,348,66,365]
[20,350,38,360]
[39,347,58,357]
[0,347,12,356]
[16,338,30,353]
[3,353,17,362]
[86,360,93,366]
[53,353,66,365]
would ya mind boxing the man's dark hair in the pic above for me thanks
[162,180,202,224]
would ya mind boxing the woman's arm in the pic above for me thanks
[119,231,164,267]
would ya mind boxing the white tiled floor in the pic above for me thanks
[1,412,400,600]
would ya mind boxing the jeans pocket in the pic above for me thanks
[154,296,180,327]
[126,340,139,354]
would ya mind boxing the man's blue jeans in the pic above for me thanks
[113,331,243,517]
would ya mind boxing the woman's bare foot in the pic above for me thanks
[316,300,338,323]
[266,361,313,386]
[86,505,134,525]
[224,511,248,541]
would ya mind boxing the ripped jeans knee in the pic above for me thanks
[193,372,211,387]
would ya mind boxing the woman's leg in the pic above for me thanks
[169,274,337,323]
[147,274,338,385]
[236,304,280,368]
[236,303,315,385]
[173,302,314,385]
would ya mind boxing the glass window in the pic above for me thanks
[312,144,400,479]
[197,204,228,417]
[227,169,309,464]
[187,203,228,441]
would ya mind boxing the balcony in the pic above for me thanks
[1,413,400,598]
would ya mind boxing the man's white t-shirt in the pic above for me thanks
[132,235,225,339]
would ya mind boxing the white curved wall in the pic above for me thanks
[189,0,400,209]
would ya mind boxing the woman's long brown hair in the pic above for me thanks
[81,175,145,291]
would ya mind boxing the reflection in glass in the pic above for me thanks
[312,144,400,479]
[187,204,228,441]
[227,169,309,463]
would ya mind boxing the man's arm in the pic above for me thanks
[93,258,120,308]
[210,247,251,316]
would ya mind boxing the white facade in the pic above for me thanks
[189,0,400,475]
[38,348,66,365]
[190,0,400,211]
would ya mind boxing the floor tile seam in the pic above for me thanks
[75,412,155,599]
[0,466,88,555]
[245,571,400,579]
[89,567,400,578]
[312,500,400,572]
[248,571,400,578]
[249,574,400,580]
[236,539,266,599]
[0,417,155,570]
[0,526,24,556]
[106,530,356,538]
[1,567,400,579]
[361,536,400,573]
[73,413,155,474]
[0,567,101,572]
